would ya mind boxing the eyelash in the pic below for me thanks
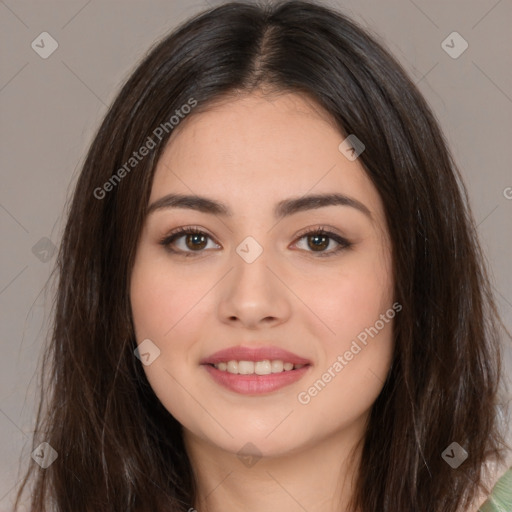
[158,225,352,258]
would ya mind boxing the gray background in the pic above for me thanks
[1,0,511,508]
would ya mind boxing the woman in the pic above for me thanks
[14,1,511,511]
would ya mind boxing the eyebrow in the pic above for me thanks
[146,192,372,220]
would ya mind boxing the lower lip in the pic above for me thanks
[202,364,311,395]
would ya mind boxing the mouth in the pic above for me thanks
[205,360,309,375]
[200,345,311,367]
[200,347,312,394]
[202,362,311,395]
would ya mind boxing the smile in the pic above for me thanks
[211,360,306,374]
[202,362,311,395]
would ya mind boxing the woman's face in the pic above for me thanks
[130,91,395,458]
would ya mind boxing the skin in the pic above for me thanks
[130,90,396,512]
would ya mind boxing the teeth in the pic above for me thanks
[238,361,254,374]
[255,360,271,375]
[271,360,283,373]
[227,361,238,374]
[213,359,307,374]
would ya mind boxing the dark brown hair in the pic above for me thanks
[14,1,509,510]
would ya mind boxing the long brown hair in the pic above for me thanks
[14,1,509,510]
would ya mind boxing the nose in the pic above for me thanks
[217,248,292,330]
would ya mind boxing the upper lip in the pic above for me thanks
[200,345,311,365]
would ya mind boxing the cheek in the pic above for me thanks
[129,250,214,397]
[295,244,395,409]
[298,275,395,428]
[299,247,393,348]
[130,256,204,426]
[130,252,203,341]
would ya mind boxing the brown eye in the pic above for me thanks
[160,226,351,258]
[293,227,352,257]
[159,227,219,256]
[307,233,330,252]
[184,232,208,251]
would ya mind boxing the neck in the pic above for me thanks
[183,416,366,512]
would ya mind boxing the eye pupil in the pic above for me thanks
[308,234,329,251]
[186,233,207,250]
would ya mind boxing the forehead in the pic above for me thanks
[160,91,340,172]
[150,91,383,221]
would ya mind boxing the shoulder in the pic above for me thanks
[469,459,512,512]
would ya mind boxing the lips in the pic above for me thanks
[200,345,311,366]
[200,345,312,395]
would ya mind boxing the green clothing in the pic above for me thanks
[478,467,512,512]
